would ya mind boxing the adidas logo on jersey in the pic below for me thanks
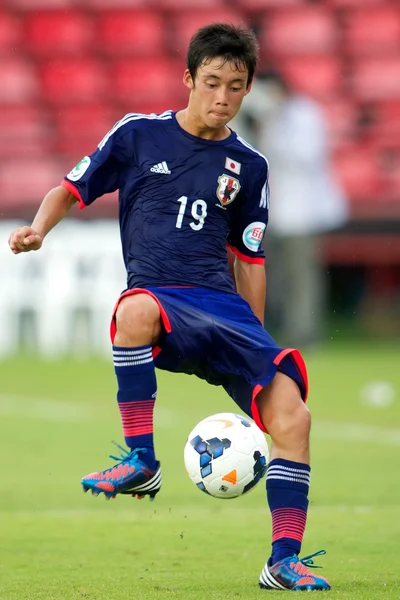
[150,161,171,175]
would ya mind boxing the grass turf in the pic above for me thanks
[0,341,399,599]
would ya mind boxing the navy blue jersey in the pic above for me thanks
[62,110,269,293]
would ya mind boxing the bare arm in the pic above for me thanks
[234,258,266,325]
[8,185,78,254]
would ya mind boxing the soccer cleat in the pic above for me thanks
[259,550,331,591]
[81,444,162,501]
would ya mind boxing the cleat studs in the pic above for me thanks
[137,495,144,500]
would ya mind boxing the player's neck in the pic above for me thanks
[175,109,231,141]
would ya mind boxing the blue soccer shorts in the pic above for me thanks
[110,287,308,433]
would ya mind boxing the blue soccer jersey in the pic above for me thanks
[62,110,269,293]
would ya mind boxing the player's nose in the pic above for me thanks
[215,87,229,105]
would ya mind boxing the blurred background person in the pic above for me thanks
[236,70,349,348]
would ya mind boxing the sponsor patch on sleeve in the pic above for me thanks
[242,222,266,252]
[67,156,91,181]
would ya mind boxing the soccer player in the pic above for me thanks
[8,23,330,591]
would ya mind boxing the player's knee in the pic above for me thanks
[257,373,311,443]
[272,401,311,442]
[115,294,162,346]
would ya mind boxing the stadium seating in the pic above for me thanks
[259,7,338,57]
[170,9,247,54]
[39,59,109,105]
[351,57,400,101]
[332,144,381,202]
[97,11,166,57]
[280,56,343,101]
[24,11,94,56]
[52,105,116,158]
[0,11,22,55]
[0,58,39,104]
[0,106,52,158]
[342,8,400,56]
[0,1,399,218]
[0,158,65,205]
[111,58,186,105]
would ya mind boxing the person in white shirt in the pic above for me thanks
[236,69,348,347]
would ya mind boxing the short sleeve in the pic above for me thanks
[61,116,133,208]
[227,158,269,264]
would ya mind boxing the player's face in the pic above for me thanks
[184,57,251,130]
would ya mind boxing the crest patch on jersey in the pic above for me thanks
[242,222,266,252]
[67,156,91,182]
[217,174,241,206]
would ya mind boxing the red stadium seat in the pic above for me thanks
[233,0,306,9]
[322,100,358,149]
[0,106,52,157]
[332,144,381,201]
[342,8,400,56]
[351,58,400,101]
[53,105,115,156]
[97,11,165,56]
[85,0,153,8]
[112,58,187,105]
[9,0,74,7]
[157,0,224,8]
[0,12,22,56]
[0,58,39,104]
[24,11,94,56]
[280,56,342,102]
[40,59,109,105]
[259,8,338,57]
[170,10,247,55]
[364,101,400,148]
[0,158,65,205]
[326,0,386,6]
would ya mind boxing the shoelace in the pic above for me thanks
[299,549,327,570]
[108,441,147,464]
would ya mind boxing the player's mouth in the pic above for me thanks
[210,111,229,119]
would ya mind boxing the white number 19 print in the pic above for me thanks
[175,196,208,231]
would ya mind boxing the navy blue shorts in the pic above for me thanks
[110,287,308,432]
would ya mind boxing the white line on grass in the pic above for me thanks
[312,420,400,446]
[1,393,399,446]
[0,393,90,422]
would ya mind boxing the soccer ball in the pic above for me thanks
[184,412,269,499]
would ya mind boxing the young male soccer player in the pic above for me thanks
[8,23,330,591]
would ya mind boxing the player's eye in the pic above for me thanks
[231,87,241,92]
[207,83,217,89]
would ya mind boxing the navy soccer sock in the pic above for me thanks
[113,345,157,471]
[266,458,311,565]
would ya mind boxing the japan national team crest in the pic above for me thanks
[217,174,241,206]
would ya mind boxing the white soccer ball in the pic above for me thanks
[184,412,269,499]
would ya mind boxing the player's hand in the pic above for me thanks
[8,226,43,254]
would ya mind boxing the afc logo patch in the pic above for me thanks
[216,174,241,206]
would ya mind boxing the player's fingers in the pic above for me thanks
[23,234,42,250]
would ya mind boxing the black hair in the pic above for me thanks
[187,23,259,87]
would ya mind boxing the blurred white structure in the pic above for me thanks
[0,219,126,359]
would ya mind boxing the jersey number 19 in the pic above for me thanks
[175,196,208,231]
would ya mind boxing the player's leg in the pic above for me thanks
[256,373,330,591]
[198,290,330,590]
[81,291,164,500]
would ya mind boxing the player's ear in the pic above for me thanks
[183,69,195,90]
[244,81,253,96]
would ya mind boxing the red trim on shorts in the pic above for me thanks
[61,179,86,209]
[250,348,309,434]
[109,289,172,352]
[273,348,309,402]
[226,243,265,265]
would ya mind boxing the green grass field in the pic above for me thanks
[0,341,399,599]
